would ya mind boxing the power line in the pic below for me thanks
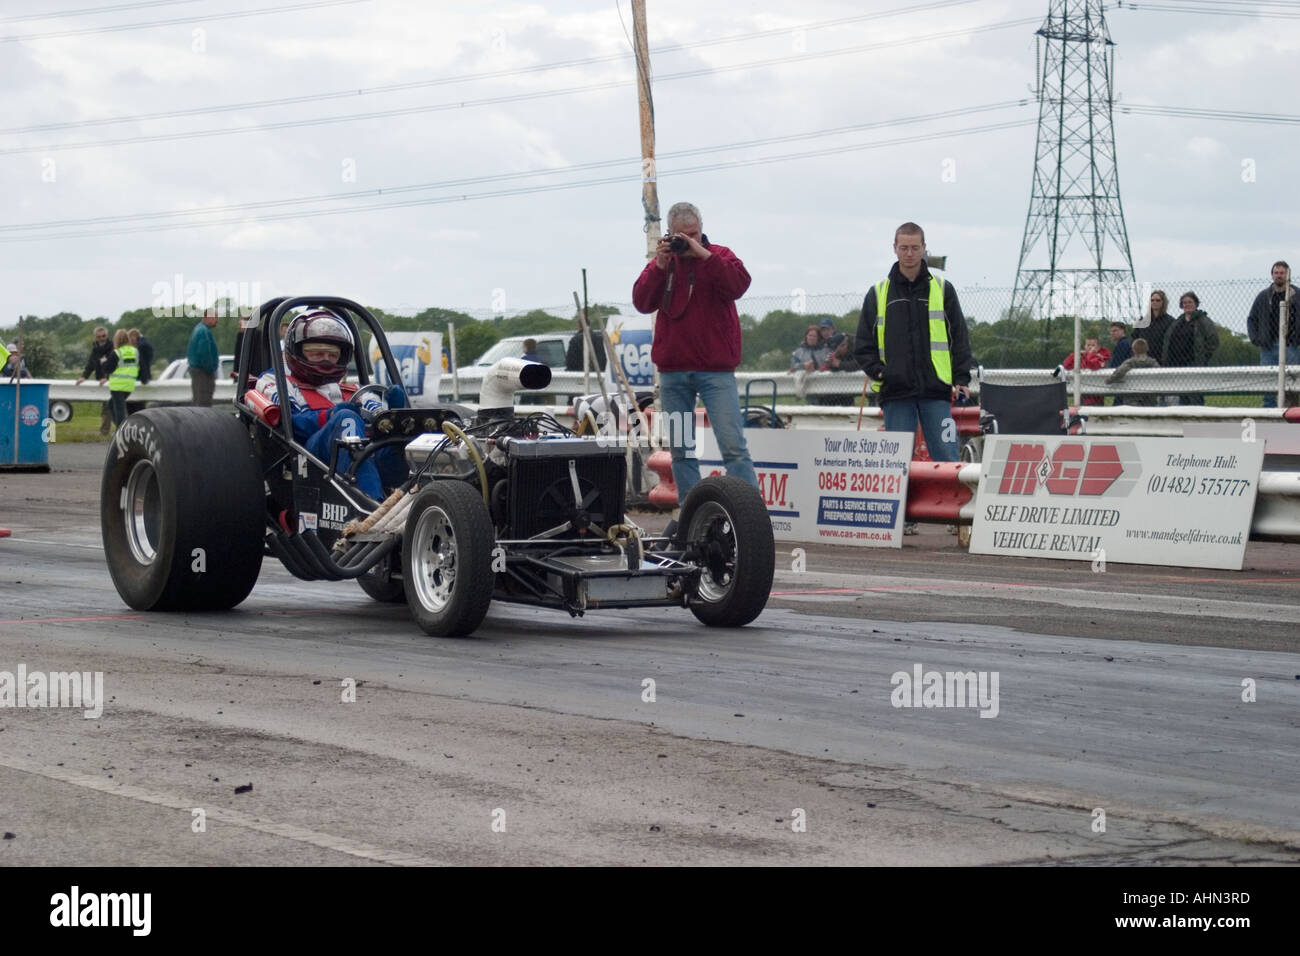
[1,101,1031,234]
[0,0,983,136]
[1119,103,1300,124]
[0,16,1038,156]
[1116,0,1300,17]
[0,0,372,43]
[0,119,1035,243]
[0,0,200,24]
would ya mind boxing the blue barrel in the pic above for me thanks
[0,382,51,471]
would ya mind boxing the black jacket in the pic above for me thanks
[1161,310,1218,367]
[1247,285,1300,348]
[854,263,972,402]
[136,336,154,384]
[1133,312,1174,363]
[81,340,116,380]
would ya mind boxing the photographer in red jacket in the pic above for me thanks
[632,201,758,505]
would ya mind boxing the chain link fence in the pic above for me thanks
[381,278,1288,406]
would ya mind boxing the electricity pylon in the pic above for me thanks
[1011,0,1137,358]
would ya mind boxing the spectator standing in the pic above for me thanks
[125,328,153,415]
[855,223,973,461]
[521,338,543,363]
[106,329,139,429]
[188,308,220,407]
[129,328,154,384]
[1107,321,1132,368]
[1161,291,1218,405]
[1062,334,1111,406]
[1107,321,1132,406]
[75,325,116,435]
[1135,290,1175,364]
[2,341,30,379]
[789,326,829,372]
[822,333,858,372]
[1105,338,1160,406]
[816,317,837,345]
[632,200,758,505]
[814,332,859,407]
[1247,261,1300,408]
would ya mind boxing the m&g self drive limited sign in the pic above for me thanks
[970,436,1263,570]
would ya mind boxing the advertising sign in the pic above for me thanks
[369,332,443,408]
[970,436,1263,570]
[605,315,654,388]
[694,427,913,546]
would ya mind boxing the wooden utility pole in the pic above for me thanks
[632,0,660,258]
[631,0,664,461]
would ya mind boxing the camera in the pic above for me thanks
[668,234,690,254]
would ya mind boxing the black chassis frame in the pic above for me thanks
[232,296,702,615]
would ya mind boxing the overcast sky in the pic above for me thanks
[2,0,1296,326]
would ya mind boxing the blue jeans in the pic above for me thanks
[1259,346,1299,408]
[882,397,958,462]
[659,370,758,503]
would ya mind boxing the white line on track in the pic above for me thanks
[0,754,440,867]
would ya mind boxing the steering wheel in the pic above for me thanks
[348,383,388,422]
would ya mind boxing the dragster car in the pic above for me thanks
[100,297,775,637]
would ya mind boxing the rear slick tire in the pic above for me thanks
[100,408,264,611]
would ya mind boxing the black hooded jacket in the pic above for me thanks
[853,262,972,402]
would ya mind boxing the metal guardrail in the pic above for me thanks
[40,364,1300,405]
[31,378,1300,544]
[44,380,237,404]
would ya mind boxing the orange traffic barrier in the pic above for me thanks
[906,461,974,522]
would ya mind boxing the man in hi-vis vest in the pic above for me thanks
[854,222,973,468]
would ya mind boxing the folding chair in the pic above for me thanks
[967,374,1082,463]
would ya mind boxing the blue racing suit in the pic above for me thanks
[255,372,406,499]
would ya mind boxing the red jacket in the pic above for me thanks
[1063,346,1111,371]
[632,243,751,372]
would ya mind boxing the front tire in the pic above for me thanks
[49,400,73,424]
[101,408,264,611]
[679,476,774,627]
[402,481,495,636]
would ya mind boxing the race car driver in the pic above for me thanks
[255,309,405,500]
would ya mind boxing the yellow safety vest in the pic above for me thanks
[871,276,951,392]
[109,344,139,394]
[0,341,9,372]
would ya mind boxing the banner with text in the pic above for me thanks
[368,332,443,408]
[970,436,1263,570]
[695,427,913,546]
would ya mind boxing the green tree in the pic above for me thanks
[10,330,62,377]
[452,322,501,365]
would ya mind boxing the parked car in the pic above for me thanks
[471,332,606,372]
[156,355,237,382]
